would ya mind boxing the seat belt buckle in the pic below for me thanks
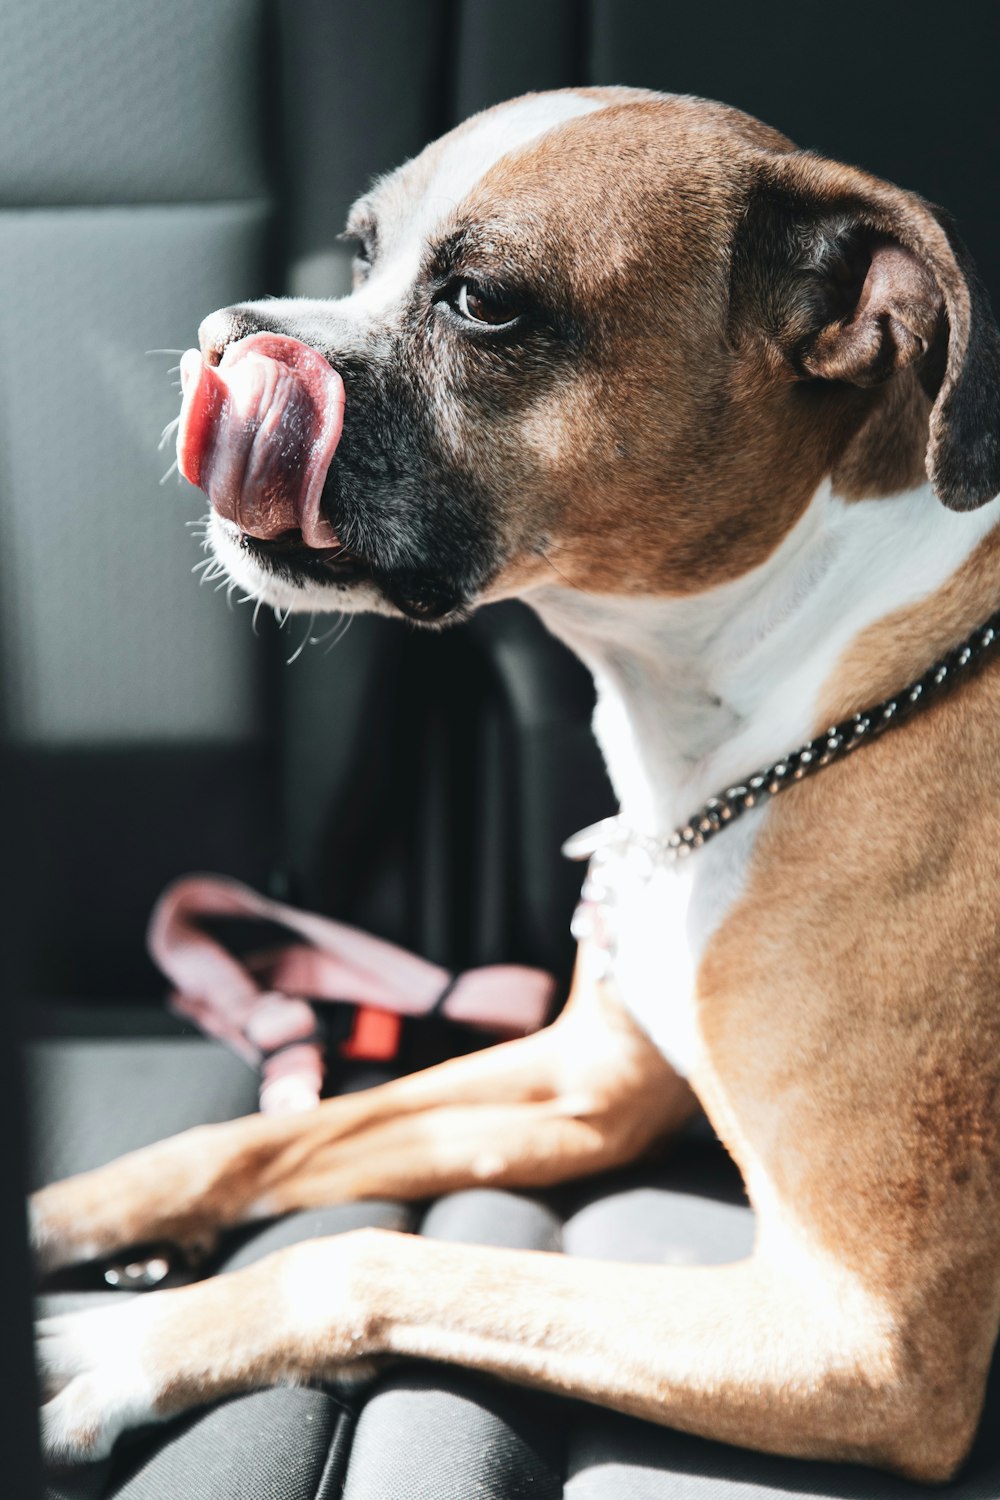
[339,1005,403,1062]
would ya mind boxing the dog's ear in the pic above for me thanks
[735,151,1000,509]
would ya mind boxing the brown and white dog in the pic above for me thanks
[31,87,1000,1481]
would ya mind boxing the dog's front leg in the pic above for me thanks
[31,955,696,1274]
[37,1224,970,1481]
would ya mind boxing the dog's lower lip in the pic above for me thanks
[239,529,372,581]
[240,528,344,557]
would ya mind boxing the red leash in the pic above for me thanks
[148,875,556,1114]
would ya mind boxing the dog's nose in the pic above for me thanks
[197,308,257,367]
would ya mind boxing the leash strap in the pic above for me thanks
[148,874,556,1115]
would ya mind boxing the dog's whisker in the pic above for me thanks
[286,611,317,664]
[332,616,354,652]
[252,598,264,635]
[320,613,354,653]
[146,348,185,357]
[158,417,181,451]
[308,613,346,648]
[159,460,179,487]
[192,559,226,586]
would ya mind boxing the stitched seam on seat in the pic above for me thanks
[315,1399,359,1500]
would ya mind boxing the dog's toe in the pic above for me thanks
[34,1302,159,1466]
[41,1378,120,1466]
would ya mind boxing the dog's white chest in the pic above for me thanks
[538,482,1000,1080]
[589,811,764,1078]
[611,862,700,1076]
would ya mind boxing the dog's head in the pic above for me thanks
[177,87,1000,623]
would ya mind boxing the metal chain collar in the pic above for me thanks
[563,607,1000,963]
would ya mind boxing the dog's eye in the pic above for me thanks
[452,281,520,327]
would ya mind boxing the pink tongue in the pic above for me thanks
[177,334,346,548]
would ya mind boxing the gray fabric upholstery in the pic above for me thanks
[565,1183,753,1268]
[44,1464,114,1500]
[420,1187,563,1252]
[219,1201,417,1273]
[1,0,271,748]
[342,1367,564,1500]
[0,203,268,744]
[277,0,450,300]
[0,0,267,206]
[2,0,284,1005]
[111,1387,352,1500]
[27,1038,259,1189]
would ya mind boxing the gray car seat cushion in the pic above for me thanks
[27,1038,260,1190]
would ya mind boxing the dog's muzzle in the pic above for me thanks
[176,333,346,550]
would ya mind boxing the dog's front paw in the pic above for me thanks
[36,1300,161,1466]
[30,1142,225,1278]
[35,1229,391,1466]
[30,1184,103,1278]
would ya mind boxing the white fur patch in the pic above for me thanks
[423,93,604,222]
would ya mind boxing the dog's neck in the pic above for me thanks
[531,479,1000,836]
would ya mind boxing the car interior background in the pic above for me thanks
[2,2,998,1496]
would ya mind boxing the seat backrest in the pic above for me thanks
[0,0,284,996]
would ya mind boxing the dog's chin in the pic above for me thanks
[206,514,393,616]
[205,514,469,623]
